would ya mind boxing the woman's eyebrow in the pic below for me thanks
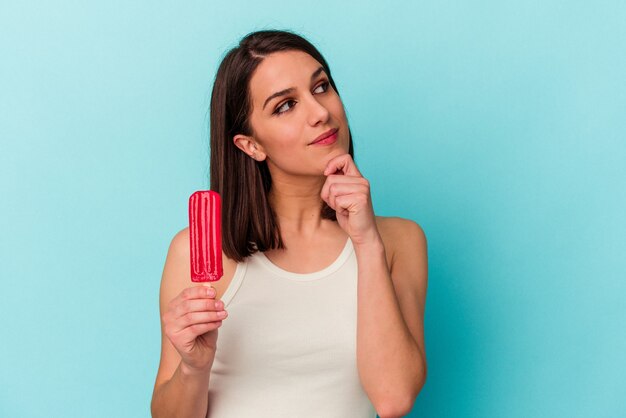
[262,66,327,110]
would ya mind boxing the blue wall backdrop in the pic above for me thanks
[1,1,625,417]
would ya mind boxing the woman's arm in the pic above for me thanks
[151,361,211,418]
[355,219,428,418]
[320,154,428,417]
[151,229,217,418]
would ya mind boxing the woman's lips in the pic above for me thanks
[310,130,338,145]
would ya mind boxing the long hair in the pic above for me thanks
[209,29,355,262]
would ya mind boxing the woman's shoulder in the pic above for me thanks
[167,227,238,299]
[375,216,427,267]
[375,215,425,236]
[170,226,236,262]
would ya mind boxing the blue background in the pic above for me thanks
[1,1,625,417]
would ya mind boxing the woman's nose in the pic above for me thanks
[305,94,331,125]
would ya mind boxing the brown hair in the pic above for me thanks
[209,29,355,262]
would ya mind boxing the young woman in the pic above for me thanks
[151,29,428,418]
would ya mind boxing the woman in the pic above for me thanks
[151,29,428,418]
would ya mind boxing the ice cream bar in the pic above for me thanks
[188,190,223,282]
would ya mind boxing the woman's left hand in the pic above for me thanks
[320,153,382,247]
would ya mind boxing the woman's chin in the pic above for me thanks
[329,147,350,159]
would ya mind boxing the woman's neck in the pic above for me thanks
[268,176,328,238]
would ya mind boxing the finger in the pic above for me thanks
[335,194,359,215]
[172,310,228,334]
[324,154,361,177]
[178,321,223,340]
[169,284,216,309]
[324,183,369,209]
[320,175,366,203]
[335,186,370,210]
[174,298,224,319]
[328,184,358,210]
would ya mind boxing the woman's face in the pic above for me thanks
[234,50,350,176]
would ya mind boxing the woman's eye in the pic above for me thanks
[313,81,329,94]
[275,100,296,115]
[274,81,330,116]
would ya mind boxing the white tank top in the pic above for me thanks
[206,236,377,418]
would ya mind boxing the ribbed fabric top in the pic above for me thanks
[206,237,377,418]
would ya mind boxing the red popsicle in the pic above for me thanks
[188,190,223,282]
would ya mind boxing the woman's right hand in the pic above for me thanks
[162,284,228,373]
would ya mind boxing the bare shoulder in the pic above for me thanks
[375,215,426,236]
[375,215,427,268]
[165,227,236,301]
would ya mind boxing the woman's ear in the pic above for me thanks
[233,134,266,161]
